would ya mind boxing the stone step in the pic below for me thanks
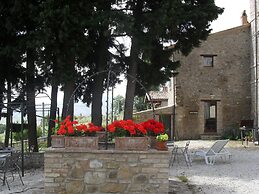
[200,134,222,140]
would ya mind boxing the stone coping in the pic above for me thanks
[46,147,170,154]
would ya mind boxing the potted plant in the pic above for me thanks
[51,115,102,149]
[155,133,169,151]
[108,120,149,150]
[141,119,165,148]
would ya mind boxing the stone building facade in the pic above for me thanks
[174,24,252,139]
[250,0,259,128]
[135,23,252,140]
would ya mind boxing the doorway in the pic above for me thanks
[204,101,217,133]
[159,114,172,139]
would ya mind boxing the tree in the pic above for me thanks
[39,0,96,145]
[123,0,223,119]
[134,96,147,112]
[113,95,125,119]
[74,0,127,126]
[0,0,32,148]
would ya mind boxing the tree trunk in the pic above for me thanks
[4,82,11,147]
[124,37,139,120]
[123,0,142,120]
[48,82,58,147]
[91,33,109,126]
[91,74,104,126]
[26,49,38,152]
[62,81,75,120]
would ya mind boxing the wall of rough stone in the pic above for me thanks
[23,152,44,169]
[174,24,251,139]
[44,149,169,194]
[133,106,173,123]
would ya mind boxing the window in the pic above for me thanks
[201,54,217,67]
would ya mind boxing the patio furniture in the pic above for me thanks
[169,141,191,167]
[194,139,231,165]
[0,152,24,190]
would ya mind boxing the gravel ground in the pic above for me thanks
[1,140,258,194]
[0,168,44,194]
[169,140,259,194]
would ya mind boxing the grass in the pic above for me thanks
[177,175,189,183]
[0,133,4,142]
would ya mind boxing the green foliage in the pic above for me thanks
[74,116,91,124]
[177,175,189,183]
[134,96,147,112]
[0,124,6,134]
[13,127,42,141]
[0,133,4,142]
[221,128,240,140]
[13,129,29,141]
[38,141,48,151]
[0,0,224,124]
[156,134,169,142]
[113,95,125,116]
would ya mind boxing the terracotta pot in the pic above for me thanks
[51,135,65,148]
[115,137,149,151]
[65,136,99,149]
[155,141,168,151]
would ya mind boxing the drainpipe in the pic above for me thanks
[253,0,259,145]
[255,0,258,128]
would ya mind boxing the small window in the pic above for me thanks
[201,54,217,67]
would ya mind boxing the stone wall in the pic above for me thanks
[45,148,169,194]
[133,106,173,123]
[24,152,44,169]
[174,24,251,139]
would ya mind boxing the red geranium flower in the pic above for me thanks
[53,115,102,137]
[107,120,147,137]
[140,119,165,136]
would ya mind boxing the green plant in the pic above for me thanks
[13,129,29,141]
[156,134,169,142]
[0,124,6,133]
[177,175,188,183]
[38,141,48,151]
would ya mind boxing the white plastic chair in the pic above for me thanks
[194,139,231,165]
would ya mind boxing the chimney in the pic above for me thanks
[241,10,248,25]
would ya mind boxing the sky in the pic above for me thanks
[211,0,250,32]
[18,0,253,120]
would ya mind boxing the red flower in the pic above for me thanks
[67,125,75,135]
[108,120,147,137]
[140,119,165,136]
[108,124,116,133]
[54,115,101,137]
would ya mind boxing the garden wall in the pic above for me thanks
[24,152,44,169]
[44,148,169,194]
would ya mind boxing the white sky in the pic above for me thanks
[212,0,250,32]
[35,0,251,117]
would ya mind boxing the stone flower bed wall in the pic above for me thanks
[44,149,169,194]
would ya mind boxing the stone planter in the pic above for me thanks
[149,136,157,149]
[65,136,99,149]
[155,141,168,151]
[96,131,106,142]
[51,135,65,148]
[115,137,149,151]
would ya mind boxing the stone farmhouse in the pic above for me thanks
[134,12,255,140]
